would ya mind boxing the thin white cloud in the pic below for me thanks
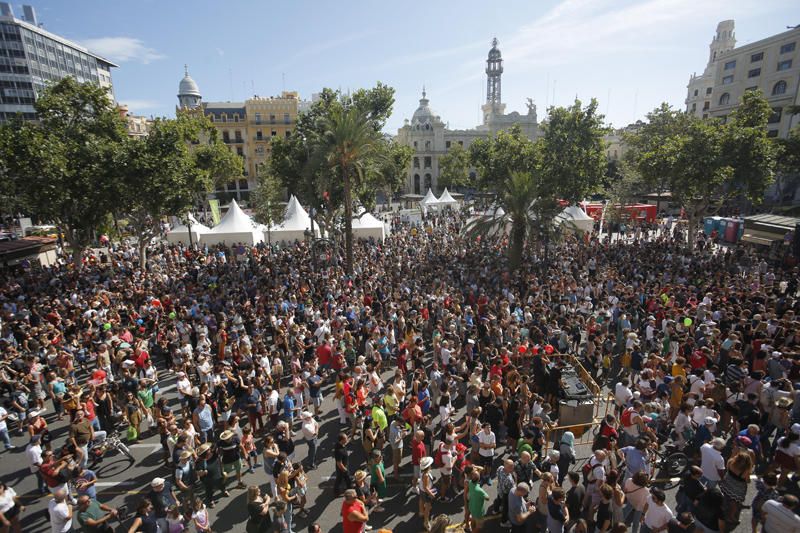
[118,99,160,111]
[81,37,164,64]
[437,0,764,94]
[216,48,225,57]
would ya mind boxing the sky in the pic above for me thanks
[22,0,798,132]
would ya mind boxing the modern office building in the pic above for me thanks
[0,2,117,121]
[395,38,540,194]
[686,20,800,138]
[177,68,299,202]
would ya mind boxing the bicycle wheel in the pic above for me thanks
[117,442,135,461]
[662,452,689,479]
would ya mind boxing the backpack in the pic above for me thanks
[621,407,635,427]
[433,442,445,468]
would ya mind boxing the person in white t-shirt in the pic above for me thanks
[48,488,72,533]
[477,423,496,484]
[642,488,673,532]
[615,379,633,411]
[700,439,726,489]
[0,406,13,450]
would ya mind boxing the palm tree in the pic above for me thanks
[313,106,384,274]
[465,170,542,270]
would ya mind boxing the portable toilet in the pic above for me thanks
[724,218,740,243]
[704,217,714,236]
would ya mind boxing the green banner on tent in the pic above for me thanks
[209,199,221,226]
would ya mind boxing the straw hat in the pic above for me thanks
[179,450,193,460]
[219,430,234,441]
[354,470,368,483]
[197,442,213,455]
[420,456,434,470]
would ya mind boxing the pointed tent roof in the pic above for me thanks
[437,188,458,205]
[420,188,439,206]
[207,200,257,233]
[277,195,312,231]
[351,212,385,229]
[168,213,210,235]
[555,204,594,231]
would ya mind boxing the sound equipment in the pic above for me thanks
[551,362,593,401]
[558,399,595,437]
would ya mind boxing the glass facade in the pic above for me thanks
[0,19,115,121]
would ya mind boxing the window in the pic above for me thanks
[780,42,796,54]
[718,93,730,105]
[235,131,242,142]
[724,60,736,70]
[693,89,698,97]
[703,101,710,110]
[691,103,697,112]
[767,129,779,138]
[271,130,277,137]
[226,181,236,191]
[748,68,761,78]
[222,131,230,143]
[255,113,261,124]
[722,75,734,85]
[236,147,244,157]
[424,156,432,168]
[751,52,763,62]
[413,157,420,169]
[773,80,787,95]
[233,114,239,123]
[269,114,275,123]
[413,141,417,148]
[458,141,464,147]
[446,140,451,149]
[706,87,712,95]
[777,60,792,71]
[425,140,430,150]
[221,115,227,123]
[768,108,782,124]
[702,113,708,119]
[285,131,290,137]
[283,113,290,124]
[238,179,249,190]
[745,86,758,93]
[256,130,263,140]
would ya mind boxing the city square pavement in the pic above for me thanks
[2,367,753,532]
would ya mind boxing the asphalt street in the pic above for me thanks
[1,367,755,533]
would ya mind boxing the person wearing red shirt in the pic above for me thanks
[689,348,708,370]
[410,430,426,492]
[402,397,422,429]
[316,339,332,370]
[341,489,369,533]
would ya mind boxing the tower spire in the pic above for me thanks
[485,38,503,108]
[422,84,426,98]
[184,64,189,76]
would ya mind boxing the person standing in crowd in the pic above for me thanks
[0,482,23,533]
[341,488,369,533]
[48,488,72,533]
[300,411,319,470]
[641,488,673,533]
[333,433,353,496]
[75,495,118,533]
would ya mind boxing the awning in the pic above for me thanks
[741,233,780,246]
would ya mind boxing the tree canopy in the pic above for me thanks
[438,143,472,190]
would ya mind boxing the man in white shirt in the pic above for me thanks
[440,341,452,367]
[0,405,13,450]
[614,379,633,413]
[27,434,46,494]
[762,495,800,533]
[48,487,72,533]
[300,411,319,469]
[700,439,726,489]
[477,423,496,485]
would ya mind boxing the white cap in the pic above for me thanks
[151,477,165,487]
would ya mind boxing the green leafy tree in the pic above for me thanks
[121,111,241,268]
[438,144,472,190]
[626,97,776,248]
[252,165,285,244]
[540,98,609,203]
[0,78,127,265]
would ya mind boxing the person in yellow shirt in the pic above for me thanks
[672,356,687,378]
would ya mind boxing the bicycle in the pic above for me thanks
[649,444,689,489]
[88,433,135,466]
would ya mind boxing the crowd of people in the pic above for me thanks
[0,208,798,533]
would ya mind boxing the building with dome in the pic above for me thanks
[395,38,540,194]
[177,64,202,110]
[176,67,299,203]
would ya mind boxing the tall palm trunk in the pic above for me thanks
[342,165,354,274]
[509,218,526,271]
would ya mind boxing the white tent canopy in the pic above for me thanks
[352,211,388,242]
[166,213,210,245]
[269,195,318,244]
[201,200,264,246]
[435,188,459,207]
[555,204,594,233]
[419,188,439,214]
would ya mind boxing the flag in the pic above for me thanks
[209,199,221,226]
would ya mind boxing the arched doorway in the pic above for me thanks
[424,173,432,191]
[413,174,421,194]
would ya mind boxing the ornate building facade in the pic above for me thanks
[396,39,540,194]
